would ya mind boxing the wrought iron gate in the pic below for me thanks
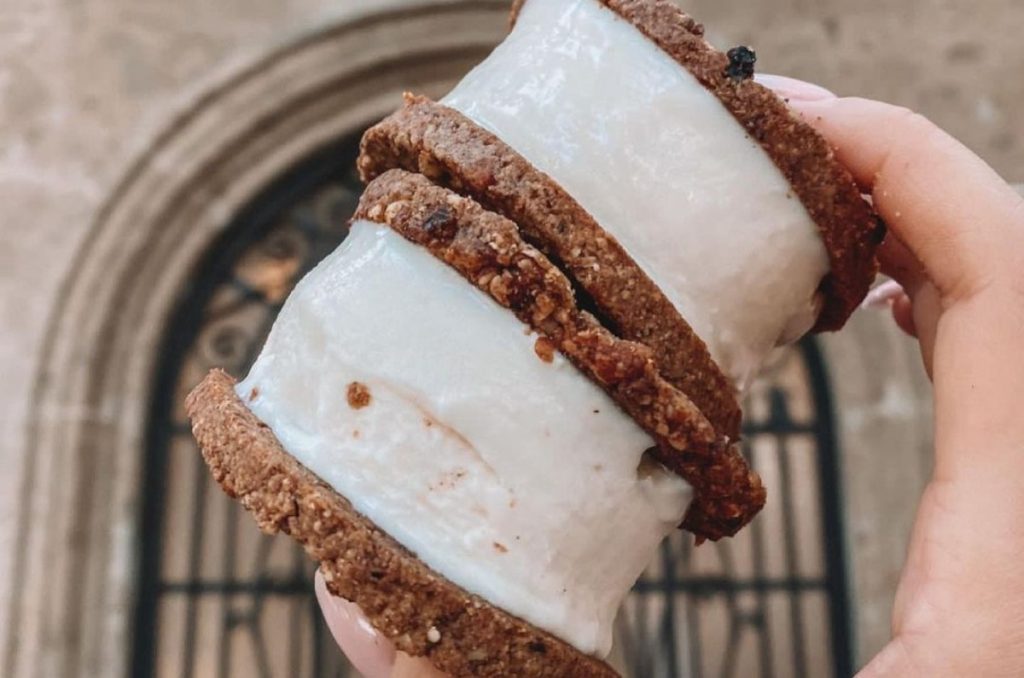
[133,134,852,678]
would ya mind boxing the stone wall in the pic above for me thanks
[0,0,1020,675]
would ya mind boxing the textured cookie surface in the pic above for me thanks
[359,95,743,441]
[356,169,765,540]
[186,370,618,678]
[511,0,883,331]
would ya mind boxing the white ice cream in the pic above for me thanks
[444,0,830,390]
[239,221,691,657]
[242,0,838,658]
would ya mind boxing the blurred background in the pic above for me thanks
[0,1,1020,677]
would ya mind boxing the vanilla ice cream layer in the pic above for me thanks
[238,221,691,656]
[443,0,830,391]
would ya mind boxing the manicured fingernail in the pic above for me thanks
[756,74,836,102]
[862,280,905,310]
[314,570,396,678]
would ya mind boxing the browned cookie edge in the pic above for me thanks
[596,0,884,331]
[358,95,743,441]
[509,0,883,330]
[356,169,765,540]
[186,370,619,678]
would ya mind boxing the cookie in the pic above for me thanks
[187,370,618,678]
[359,96,744,440]
[355,169,766,540]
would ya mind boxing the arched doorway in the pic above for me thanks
[134,135,853,678]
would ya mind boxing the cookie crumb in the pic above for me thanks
[427,626,441,643]
[422,206,457,240]
[248,387,260,402]
[533,336,556,363]
[493,542,508,554]
[725,46,757,81]
[346,382,372,409]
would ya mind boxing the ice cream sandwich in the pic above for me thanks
[187,0,882,675]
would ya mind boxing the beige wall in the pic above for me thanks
[0,0,1020,675]
[687,0,1023,181]
[0,0,368,665]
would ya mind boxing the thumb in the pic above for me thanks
[785,95,1024,304]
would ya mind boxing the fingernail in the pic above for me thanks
[861,280,905,310]
[756,74,836,102]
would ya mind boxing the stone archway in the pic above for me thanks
[3,4,508,677]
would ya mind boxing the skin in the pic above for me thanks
[317,78,1024,677]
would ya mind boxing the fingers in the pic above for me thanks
[787,96,1024,303]
[877,233,927,294]
[314,570,448,678]
[755,74,835,102]
[891,294,918,341]
[392,652,449,678]
[863,279,908,311]
[784,95,1024,477]
[314,570,396,678]
[862,279,919,339]
[907,282,941,380]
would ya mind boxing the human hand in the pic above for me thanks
[760,75,1024,676]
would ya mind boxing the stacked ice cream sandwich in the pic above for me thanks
[187,0,882,675]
